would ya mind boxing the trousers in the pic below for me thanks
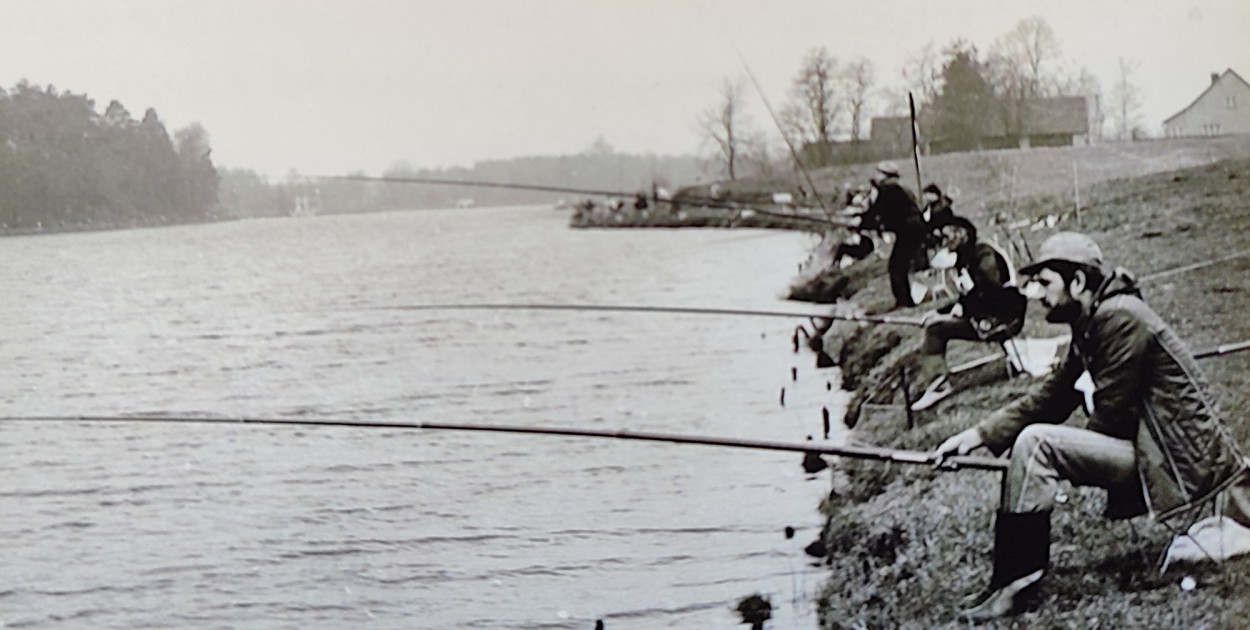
[888,232,924,307]
[1002,424,1138,513]
[923,314,979,355]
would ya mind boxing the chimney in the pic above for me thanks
[1211,72,1221,85]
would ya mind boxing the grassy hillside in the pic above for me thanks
[803,153,1250,629]
[572,136,1250,236]
[807,135,1250,218]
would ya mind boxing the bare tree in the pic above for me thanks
[990,16,1061,97]
[699,77,751,180]
[787,47,841,146]
[777,101,810,148]
[738,133,781,181]
[986,16,1063,137]
[1110,57,1143,141]
[1059,65,1105,141]
[842,57,875,142]
[901,41,943,108]
[874,90,909,118]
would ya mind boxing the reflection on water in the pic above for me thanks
[0,206,846,629]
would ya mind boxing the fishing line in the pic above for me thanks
[356,304,1250,355]
[1138,248,1250,284]
[316,173,628,199]
[362,302,925,326]
[0,415,1006,472]
[308,174,853,229]
[734,47,831,218]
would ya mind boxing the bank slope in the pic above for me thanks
[808,157,1250,629]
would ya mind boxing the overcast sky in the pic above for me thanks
[1,0,1246,177]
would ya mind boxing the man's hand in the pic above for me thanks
[933,427,985,465]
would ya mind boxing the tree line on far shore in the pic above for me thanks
[0,81,218,234]
[0,81,705,232]
[219,138,705,219]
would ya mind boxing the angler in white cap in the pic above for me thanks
[933,231,1250,620]
[872,160,901,183]
[850,161,927,309]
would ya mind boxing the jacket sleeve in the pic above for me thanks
[976,344,1084,455]
[975,247,1008,288]
[1085,308,1151,439]
[858,200,885,231]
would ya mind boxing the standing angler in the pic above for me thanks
[932,231,1250,620]
[849,162,928,310]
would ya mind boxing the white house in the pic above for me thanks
[1163,68,1250,137]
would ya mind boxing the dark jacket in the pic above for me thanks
[976,271,1249,522]
[859,179,925,235]
[924,195,956,226]
[936,242,1026,342]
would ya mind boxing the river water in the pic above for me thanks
[0,206,848,629]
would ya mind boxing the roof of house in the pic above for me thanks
[870,116,910,142]
[867,95,1090,145]
[902,96,1087,140]
[1018,96,1089,135]
[1163,68,1250,125]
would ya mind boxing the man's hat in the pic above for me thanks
[1019,231,1104,275]
[874,161,900,179]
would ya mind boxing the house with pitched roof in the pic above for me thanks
[920,96,1089,153]
[800,96,1089,166]
[1163,69,1250,137]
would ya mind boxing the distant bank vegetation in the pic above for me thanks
[219,146,706,219]
[0,84,706,234]
[0,82,217,234]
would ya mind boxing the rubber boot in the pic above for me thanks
[961,510,1050,621]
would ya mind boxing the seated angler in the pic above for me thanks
[830,185,876,268]
[910,216,1026,411]
[932,232,1250,621]
[921,183,956,225]
[832,231,876,269]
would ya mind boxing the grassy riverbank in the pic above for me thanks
[802,154,1250,628]
[571,136,1250,236]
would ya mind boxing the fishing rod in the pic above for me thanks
[310,174,854,229]
[367,302,925,326]
[317,173,635,201]
[1138,248,1250,284]
[2,415,1006,472]
[357,302,1250,354]
[735,48,832,218]
[1194,339,1250,360]
[718,204,853,228]
[908,92,923,197]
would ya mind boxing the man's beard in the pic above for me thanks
[1045,299,1083,323]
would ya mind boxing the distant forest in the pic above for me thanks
[221,145,706,219]
[0,82,218,234]
[0,81,705,233]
